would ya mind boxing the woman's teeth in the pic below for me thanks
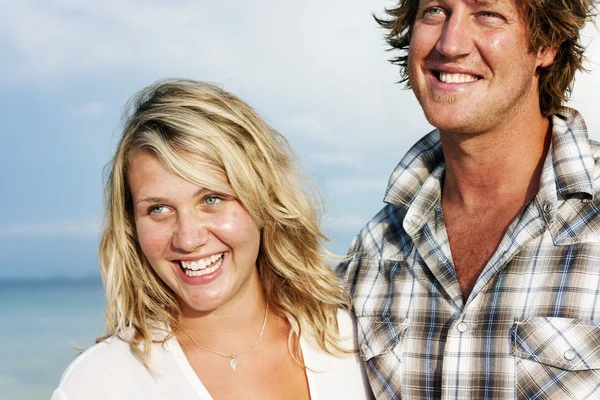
[184,261,221,277]
[180,253,224,277]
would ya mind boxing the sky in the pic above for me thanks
[1,0,599,279]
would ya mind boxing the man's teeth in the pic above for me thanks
[439,72,478,83]
[181,253,224,274]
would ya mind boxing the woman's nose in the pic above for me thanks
[171,214,209,253]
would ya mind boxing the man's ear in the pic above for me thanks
[537,46,558,68]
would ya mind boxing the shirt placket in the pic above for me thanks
[440,199,548,400]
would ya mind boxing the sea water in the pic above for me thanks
[0,279,105,400]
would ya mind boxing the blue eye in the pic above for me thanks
[426,7,443,15]
[204,196,222,206]
[149,205,167,214]
[480,11,501,18]
[421,6,447,22]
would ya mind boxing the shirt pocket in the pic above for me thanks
[512,317,600,400]
[356,315,409,397]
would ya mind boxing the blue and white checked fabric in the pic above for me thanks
[337,108,600,399]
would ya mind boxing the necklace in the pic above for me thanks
[180,302,269,371]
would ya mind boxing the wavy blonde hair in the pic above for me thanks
[98,79,349,367]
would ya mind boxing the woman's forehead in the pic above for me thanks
[128,149,232,193]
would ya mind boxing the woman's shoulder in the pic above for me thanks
[72,336,139,367]
[304,308,375,399]
[335,308,355,332]
[335,308,359,349]
[51,336,153,399]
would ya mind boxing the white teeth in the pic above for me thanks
[439,72,478,83]
[181,253,224,271]
[184,259,222,277]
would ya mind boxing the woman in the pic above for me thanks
[52,79,373,399]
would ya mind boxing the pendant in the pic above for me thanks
[230,357,237,370]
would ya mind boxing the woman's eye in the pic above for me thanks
[204,196,222,206]
[148,205,167,215]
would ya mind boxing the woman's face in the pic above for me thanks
[127,151,262,315]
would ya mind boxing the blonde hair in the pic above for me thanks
[99,78,348,366]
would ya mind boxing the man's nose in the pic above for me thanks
[435,15,474,58]
[171,214,210,253]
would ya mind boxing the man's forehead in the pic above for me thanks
[418,0,517,9]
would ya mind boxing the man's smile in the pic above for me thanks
[437,71,480,83]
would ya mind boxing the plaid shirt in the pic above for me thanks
[337,108,600,400]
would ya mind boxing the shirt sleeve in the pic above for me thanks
[335,234,361,297]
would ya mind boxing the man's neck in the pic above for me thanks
[440,114,552,209]
[438,113,553,299]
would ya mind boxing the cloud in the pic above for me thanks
[323,213,372,233]
[326,177,389,197]
[309,152,364,168]
[1,1,384,80]
[74,101,106,118]
[0,219,101,238]
[1,0,600,281]
[0,0,425,151]
[281,113,337,145]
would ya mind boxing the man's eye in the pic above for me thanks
[422,7,446,21]
[425,7,444,15]
[480,11,501,18]
[475,11,506,26]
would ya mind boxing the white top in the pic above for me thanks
[52,310,373,400]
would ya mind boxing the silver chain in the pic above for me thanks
[180,302,269,370]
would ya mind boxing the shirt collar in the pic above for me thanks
[545,107,595,200]
[383,128,443,208]
[383,107,595,209]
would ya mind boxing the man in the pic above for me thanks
[337,0,599,398]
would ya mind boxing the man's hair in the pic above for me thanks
[376,0,598,116]
[99,78,348,367]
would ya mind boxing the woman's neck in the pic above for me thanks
[177,274,267,340]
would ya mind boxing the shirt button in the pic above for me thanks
[564,349,576,361]
[410,215,421,225]
[457,322,468,333]
[543,202,553,213]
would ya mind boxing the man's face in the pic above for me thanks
[407,0,554,135]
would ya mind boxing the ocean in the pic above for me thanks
[0,279,106,400]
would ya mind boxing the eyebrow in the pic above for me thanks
[135,196,165,205]
[134,188,211,206]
